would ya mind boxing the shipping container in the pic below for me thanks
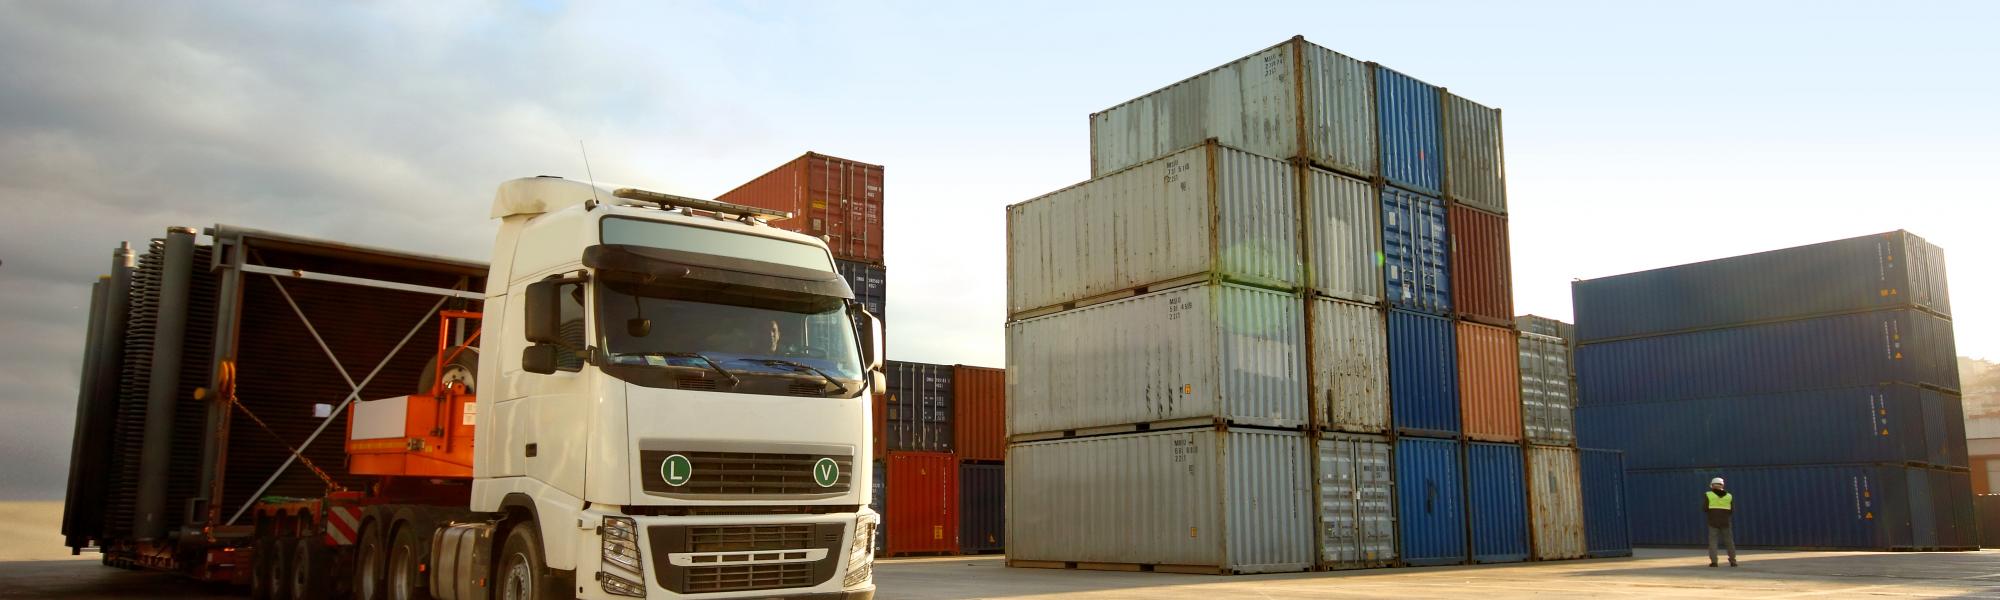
[1573,231,1950,343]
[1316,433,1396,569]
[1514,315,1574,341]
[1310,297,1388,433]
[1443,93,1506,215]
[887,361,954,452]
[1089,37,1376,179]
[1007,283,1305,436]
[1467,442,1529,563]
[1519,332,1575,446]
[1008,142,1299,317]
[1576,384,1959,470]
[1527,446,1587,560]
[1375,67,1442,195]
[1448,205,1512,326]
[1389,309,1459,436]
[871,460,887,552]
[959,462,1005,554]
[834,259,887,320]
[1381,186,1450,315]
[885,451,959,556]
[1395,436,1466,566]
[1578,448,1632,557]
[1625,464,1976,550]
[953,365,1007,462]
[1007,427,1314,574]
[1977,495,2000,548]
[1926,391,1970,468]
[717,152,886,265]
[1458,321,1523,443]
[1576,308,1960,404]
[1306,167,1383,304]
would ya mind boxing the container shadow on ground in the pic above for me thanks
[1572,548,2000,597]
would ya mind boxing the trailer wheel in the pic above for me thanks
[497,523,557,600]
[389,524,432,600]
[353,521,388,600]
[268,536,298,600]
[291,537,332,600]
[250,537,276,600]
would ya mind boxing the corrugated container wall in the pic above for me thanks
[1527,446,1587,560]
[1316,433,1396,569]
[953,365,1006,462]
[1573,231,1949,343]
[1578,449,1632,557]
[1375,67,1442,195]
[1442,93,1506,214]
[1576,308,1960,404]
[1389,310,1459,436]
[1467,442,1530,563]
[885,452,958,556]
[1306,167,1384,303]
[1458,321,1523,442]
[886,361,953,452]
[1395,436,1466,566]
[1311,297,1389,433]
[1381,186,1450,315]
[1515,315,1574,340]
[1088,37,1376,179]
[1007,142,1299,316]
[1624,464,1974,550]
[1007,428,1314,574]
[959,463,1005,554]
[1576,384,1956,470]
[835,259,887,320]
[1519,332,1575,446]
[1448,205,1513,325]
[717,152,885,265]
[1007,283,1305,436]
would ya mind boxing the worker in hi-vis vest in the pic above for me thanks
[1705,477,1738,567]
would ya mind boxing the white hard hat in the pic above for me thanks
[1710,477,1725,486]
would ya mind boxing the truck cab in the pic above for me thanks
[468,176,882,599]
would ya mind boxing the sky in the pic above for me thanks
[2,1,1997,500]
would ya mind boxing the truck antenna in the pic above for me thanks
[579,140,602,209]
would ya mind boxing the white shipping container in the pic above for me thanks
[1089,37,1375,179]
[1008,427,1314,573]
[1306,167,1382,303]
[1008,142,1299,317]
[1444,93,1507,214]
[1317,433,1395,569]
[1527,445,1587,560]
[1008,282,1306,436]
[1310,297,1388,432]
[1519,332,1575,445]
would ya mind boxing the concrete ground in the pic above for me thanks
[5,548,2000,599]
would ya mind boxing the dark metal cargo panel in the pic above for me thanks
[1467,442,1528,563]
[885,361,953,452]
[957,463,1004,554]
[1389,310,1459,436]
[1576,384,1961,470]
[1578,449,1632,557]
[1625,464,1975,550]
[1394,436,1466,566]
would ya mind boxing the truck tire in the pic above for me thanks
[269,536,298,600]
[291,536,332,600]
[353,520,388,600]
[496,522,561,600]
[389,523,432,600]
[251,537,276,600]
[417,351,478,395]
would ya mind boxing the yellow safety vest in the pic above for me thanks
[1706,490,1733,510]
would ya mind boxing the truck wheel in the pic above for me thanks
[250,537,275,600]
[389,524,432,600]
[268,536,297,600]
[291,536,332,600]
[417,351,478,395]
[497,523,558,600]
[353,521,388,600]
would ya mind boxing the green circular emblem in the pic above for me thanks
[661,454,693,487]
[812,457,840,488]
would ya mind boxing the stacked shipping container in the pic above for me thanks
[1510,315,1615,559]
[1574,231,1975,550]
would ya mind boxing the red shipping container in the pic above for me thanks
[718,152,885,265]
[1457,321,1523,442]
[885,451,958,556]
[953,365,1006,462]
[1449,204,1513,326]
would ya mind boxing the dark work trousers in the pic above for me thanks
[1708,526,1737,564]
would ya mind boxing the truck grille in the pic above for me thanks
[640,450,852,496]
[683,563,815,594]
[688,525,815,553]
[649,522,843,594]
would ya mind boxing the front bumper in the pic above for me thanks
[577,507,875,600]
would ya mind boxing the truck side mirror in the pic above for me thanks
[863,311,884,373]
[522,344,560,375]
[524,278,565,345]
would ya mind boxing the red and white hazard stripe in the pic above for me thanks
[325,506,362,546]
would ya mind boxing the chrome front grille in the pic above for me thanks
[648,522,843,594]
[683,562,814,594]
[688,525,815,553]
[640,450,853,496]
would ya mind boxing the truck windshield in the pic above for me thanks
[596,273,864,395]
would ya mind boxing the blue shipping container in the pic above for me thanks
[1926,392,1970,468]
[886,361,954,452]
[1624,464,1976,549]
[1389,309,1460,436]
[1467,442,1529,563]
[1395,436,1466,566]
[1574,231,1950,343]
[1382,186,1451,314]
[1578,449,1632,557]
[871,459,887,552]
[1576,384,1959,470]
[958,463,1004,554]
[835,259,888,321]
[1376,67,1442,195]
[1576,308,1959,405]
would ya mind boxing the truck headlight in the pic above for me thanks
[843,512,878,588]
[599,516,646,597]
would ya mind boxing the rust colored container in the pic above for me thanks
[1449,204,1512,327]
[718,152,885,265]
[885,451,959,556]
[953,365,1007,462]
[1457,321,1522,442]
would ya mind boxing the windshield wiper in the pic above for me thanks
[626,351,740,387]
[753,359,852,395]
